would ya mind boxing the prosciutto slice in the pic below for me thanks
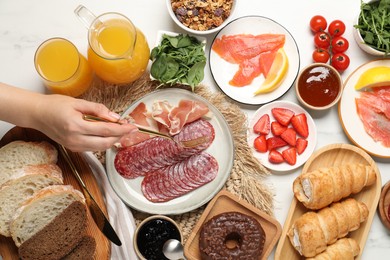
[151,99,210,135]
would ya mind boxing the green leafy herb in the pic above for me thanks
[150,34,206,91]
[354,0,390,55]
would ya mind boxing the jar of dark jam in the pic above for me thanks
[296,63,342,110]
[134,215,182,260]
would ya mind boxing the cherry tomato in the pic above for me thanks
[314,32,331,49]
[331,53,350,72]
[310,15,327,33]
[331,36,349,53]
[328,20,346,37]
[312,48,330,63]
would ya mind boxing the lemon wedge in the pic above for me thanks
[354,66,390,90]
[254,48,289,95]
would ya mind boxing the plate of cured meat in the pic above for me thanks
[338,59,390,158]
[105,88,234,215]
[209,15,300,105]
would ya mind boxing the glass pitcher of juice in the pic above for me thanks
[74,5,150,85]
[34,37,93,97]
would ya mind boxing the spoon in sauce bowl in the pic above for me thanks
[163,239,185,260]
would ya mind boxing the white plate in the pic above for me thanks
[338,59,390,158]
[209,16,300,105]
[105,88,234,214]
[247,101,317,172]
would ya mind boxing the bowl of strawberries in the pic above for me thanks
[247,100,317,172]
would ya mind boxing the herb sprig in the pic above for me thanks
[354,0,390,55]
[150,34,206,91]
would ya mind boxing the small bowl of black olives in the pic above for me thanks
[134,215,183,260]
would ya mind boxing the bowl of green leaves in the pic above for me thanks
[353,0,390,56]
[150,31,206,91]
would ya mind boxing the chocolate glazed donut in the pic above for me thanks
[199,211,266,260]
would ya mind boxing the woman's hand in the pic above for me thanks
[31,94,138,152]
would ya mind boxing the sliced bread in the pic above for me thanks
[10,185,85,247]
[62,235,96,260]
[0,164,64,237]
[0,140,58,186]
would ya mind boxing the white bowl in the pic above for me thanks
[353,2,388,56]
[166,0,236,35]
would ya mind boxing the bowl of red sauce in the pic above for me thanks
[295,63,343,110]
[134,215,183,260]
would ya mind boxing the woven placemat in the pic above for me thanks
[81,73,274,242]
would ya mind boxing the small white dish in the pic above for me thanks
[166,0,236,35]
[338,59,390,158]
[209,16,300,105]
[247,100,317,172]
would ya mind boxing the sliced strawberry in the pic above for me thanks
[282,147,297,165]
[271,121,287,136]
[253,135,267,153]
[291,113,309,138]
[280,128,297,146]
[271,107,295,126]
[253,114,270,135]
[266,136,287,151]
[296,138,308,155]
[268,150,284,164]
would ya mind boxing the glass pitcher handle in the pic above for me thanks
[74,5,98,29]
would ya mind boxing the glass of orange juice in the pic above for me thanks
[75,5,150,85]
[34,38,93,97]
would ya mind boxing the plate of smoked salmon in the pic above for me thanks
[209,15,300,105]
[339,59,390,158]
[105,88,234,215]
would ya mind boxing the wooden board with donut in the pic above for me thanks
[275,143,382,260]
[184,189,282,260]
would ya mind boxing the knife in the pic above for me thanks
[58,144,122,246]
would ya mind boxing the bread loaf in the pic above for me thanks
[0,140,58,186]
[0,164,63,237]
[293,163,376,210]
[307,238,360,260]
[62,236,96,260]
[287,198,368,257]
[10,185,85,248]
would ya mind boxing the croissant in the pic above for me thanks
[306,238,360,260]
[293,163,376,210]
[287,198,368,257]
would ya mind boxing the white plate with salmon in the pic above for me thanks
[209,15,300,105]
[105,88,234,214]
[339,59,390,158]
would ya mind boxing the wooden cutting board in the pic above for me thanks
[0,127,110,260]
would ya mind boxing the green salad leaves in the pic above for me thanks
[150,34,206,91]
[354,0,390,54]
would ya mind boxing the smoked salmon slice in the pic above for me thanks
[356,86,390,148]
[212,33,285,87]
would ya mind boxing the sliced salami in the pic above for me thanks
[141,152,219,203]
[114,119,215,179]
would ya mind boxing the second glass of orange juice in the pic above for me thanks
[75,5,150,85]
[34,38,93,97]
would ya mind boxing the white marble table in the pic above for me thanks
[0,0,389,259]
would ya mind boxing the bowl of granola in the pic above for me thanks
[166,0,236,35]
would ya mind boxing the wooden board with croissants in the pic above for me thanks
[275,143,381,260]
[0,127,110,260]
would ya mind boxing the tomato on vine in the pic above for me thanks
[331,36,349,53]
[331,53,350,72]
[310,15,327,33]
[328,20,346,37]
[312,48,330,63]
[314,32,331,49]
